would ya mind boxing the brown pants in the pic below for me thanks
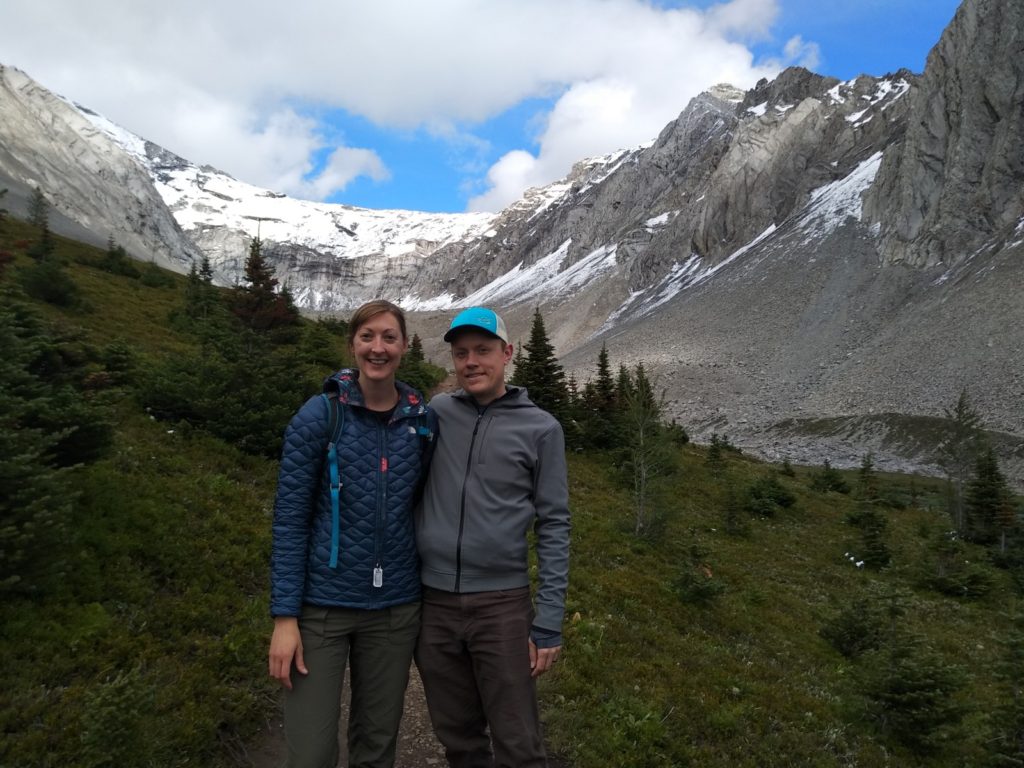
[415,586,548,768]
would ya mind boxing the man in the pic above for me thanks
[415,306,571,768]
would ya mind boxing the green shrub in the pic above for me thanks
[921,532,995,599]
[744,472,796,517]
[20,256,81,307]
[673,563,726,605]
[859,636,967,754]
[820,595,889,658]
[138,261,176,288]
[79,667,157,767]
[810,459,851,494]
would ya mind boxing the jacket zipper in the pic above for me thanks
[454,409,484,593]
[373,415,387,590]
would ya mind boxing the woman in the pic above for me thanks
[268,299,435,768]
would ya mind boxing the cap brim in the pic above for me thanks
[444,325,503,343]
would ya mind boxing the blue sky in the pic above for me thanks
[1,1,961,214]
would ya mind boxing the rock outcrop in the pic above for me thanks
[864,0,1024,268]
[0,65,200,270]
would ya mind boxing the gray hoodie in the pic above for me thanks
[416,387,570,632]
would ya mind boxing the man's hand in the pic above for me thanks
[269,616,307,689]
[529,638,561,678]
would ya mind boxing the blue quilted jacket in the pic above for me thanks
[270,369,435,616]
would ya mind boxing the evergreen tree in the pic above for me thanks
[820,587,894,658]
[0,201,11,271]
[965,443,1012,547]
[722,484,749,537]
[578,344,621,450]
[989,609,1024,765]
[595,343,615,409]
[622,366,673,536]
[615,363,635,406]
[0,298,74,593]
[26,186,55,260]
[858,452,879,500]
[176,259,226,336]
[27,186,49,232]
[199,254,215,283]
[810,459,850,494]
[633,362,657,415]
[517,308,568,422]
[705,433,725,474]
[939,388,983,534]
[230,237,298,334]
[510,340,527,386]
[921,530,995,599]
[407,333,425,364]
[858,506,892,569]
[0,295,110,592]
[565,372,579,412]
[860,631,967,754]
[397,344,446,397]
[100,236,139,278]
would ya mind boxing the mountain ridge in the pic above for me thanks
[0,0,1020,485]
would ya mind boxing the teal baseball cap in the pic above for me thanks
[444,306,509,344]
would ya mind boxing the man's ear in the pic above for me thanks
[503,343,514,363]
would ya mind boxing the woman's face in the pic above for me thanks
[351,311,407,386]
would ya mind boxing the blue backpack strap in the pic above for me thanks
[321,393,345,569]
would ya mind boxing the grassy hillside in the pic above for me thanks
[544,450,1021,766]
[1,216,1021,766]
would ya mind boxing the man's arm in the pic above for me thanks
[531,420,570,630]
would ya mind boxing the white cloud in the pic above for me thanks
[783,35,822,70]
[0,0,792,209]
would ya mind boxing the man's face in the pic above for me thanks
[450,329,513,406]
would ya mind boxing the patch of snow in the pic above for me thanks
[152,162,494,260]
[525,182,573,222]
[456,239,619,308]
[775,103,795,114]
[875,78,910,110]
[1009,217,1024,248]
[747,101,768,117]
[797,152,883,238]
[398,292,459,312]
[645,211,678,229]
[602,224,779,330]
[846,109,869,123]
[72,102,148,159]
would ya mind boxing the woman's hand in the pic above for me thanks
[269,616,307,689]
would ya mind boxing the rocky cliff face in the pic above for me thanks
[0,0,1020,483]
[864,0,1024,268]
[0,65,200,270]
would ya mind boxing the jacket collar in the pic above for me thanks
[323,368,427,419]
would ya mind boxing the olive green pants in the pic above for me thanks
[283,601,420,768]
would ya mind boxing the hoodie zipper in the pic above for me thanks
[454,409,484,593]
